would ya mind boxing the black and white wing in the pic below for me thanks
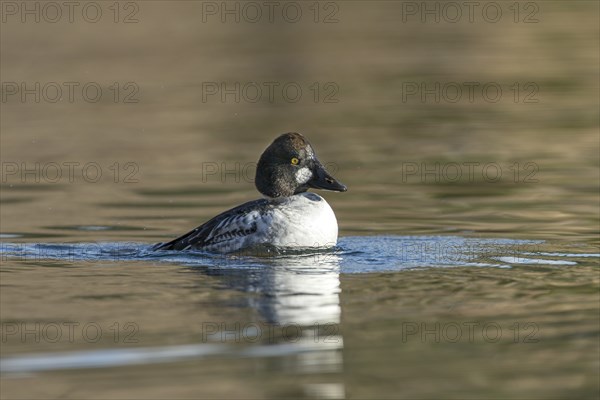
[152,199,272,252]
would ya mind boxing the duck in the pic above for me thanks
[153,132,347,253]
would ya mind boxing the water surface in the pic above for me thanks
[1,1,599,399]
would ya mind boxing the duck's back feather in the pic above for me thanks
[152,199,271,251]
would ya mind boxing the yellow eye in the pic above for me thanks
[291,157,299,165]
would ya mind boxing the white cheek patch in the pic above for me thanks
[295,167,313,185]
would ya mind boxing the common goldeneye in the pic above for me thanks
[153,132,347,253]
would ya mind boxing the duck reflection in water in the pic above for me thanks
[184,248,345,397]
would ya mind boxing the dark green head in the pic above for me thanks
[255,132,347,198]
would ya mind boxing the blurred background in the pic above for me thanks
[1,1,599,399]
[2,0,598,242]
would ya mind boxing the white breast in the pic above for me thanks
[268,192,339,248]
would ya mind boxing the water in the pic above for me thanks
[1,1,599,399]
[1,236,598,398]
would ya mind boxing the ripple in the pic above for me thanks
[0,338,342,374]
[495,256,578,266]
[0,235,576,272]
